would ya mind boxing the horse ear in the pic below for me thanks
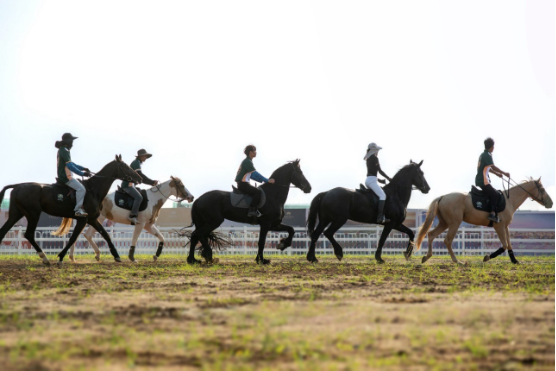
[115,155,119,162]
[538,176,542,183]
[418,160,423,167]
[410,159,414,164]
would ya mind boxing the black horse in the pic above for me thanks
[306,160,430,264]
[186,160,311,265]
[0,155,142,266]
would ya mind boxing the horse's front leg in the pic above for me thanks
[57,218,88,266]
[375,224,393,264]
[270,223,295,251]
[255,224,271,265]
[128,222,145,263]
[394,224,415,261]
[89,219,122,262]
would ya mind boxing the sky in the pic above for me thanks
[0,0,554,211]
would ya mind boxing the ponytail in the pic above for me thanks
[55,141,63,149]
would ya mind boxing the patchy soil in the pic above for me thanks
[0,255,553,370]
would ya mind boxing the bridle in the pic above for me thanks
[151,179,190,203]
[506,177,547,205]
[272,164,310,192]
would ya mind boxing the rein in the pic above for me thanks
[506,177,545,205]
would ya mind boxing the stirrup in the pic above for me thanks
[488,213,500,223]
[247,208,258,217]
[128,215,138,225]
[75,209,88,217]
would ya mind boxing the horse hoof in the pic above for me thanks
[69,256,75,263]
[56,261,63,268]
[483,255,490,263]
[512,260,520,265]
[403,252,412,261]
[187,258,201,265]
[376,259,385,264]
[42,260,51,267]
[95,255,100,262]
[130,259,138,264]
[277,243,287,251]
[114,257,122,263]
[335,254,343,262]
[307,256,319,263]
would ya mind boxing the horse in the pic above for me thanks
[306,160,430,264]
[415,178,553,265]
[184,160,311,265]
[0,155,143,266]
[63,176,194,263]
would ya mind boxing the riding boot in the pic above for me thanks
[75,208,88,218]
[488,212,500,223]
[128,214,138,225]
[247,207,258,218]
[377,200,390,224]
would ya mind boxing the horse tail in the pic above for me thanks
[307,191,327,234]
[0,184,18,205]
[415,196,442,251]
[52,218,73,236]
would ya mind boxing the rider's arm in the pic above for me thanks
[491,165,509,177]
[66,162,85,176]
[250,171,269,183]
[377,167,392,182]
[136,170,156,186]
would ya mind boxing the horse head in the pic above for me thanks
[409,159,430,194]
[533,178,553,209]
[169,176,195,203]
[114,154,143,184]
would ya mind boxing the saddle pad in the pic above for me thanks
[52,181,77,206]
[230,187,266,209]
[470,186,506,213]
[355,184,379,210]
[114,188,149,212]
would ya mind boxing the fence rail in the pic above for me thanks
[0,226,553,258]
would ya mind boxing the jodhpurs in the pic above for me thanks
[66,178,86,211]
[123,186,143,216]
[365,176,386,201]
[237,182,262,208]
[479,184,499,213]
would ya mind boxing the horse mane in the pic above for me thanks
[384,163,416,190]
[269,160,299,179]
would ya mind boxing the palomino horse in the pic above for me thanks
[62,176,194,263]
[415,178,553,265]
[185,160,311,265]
[307,160,430,264]
[0,155,142,265]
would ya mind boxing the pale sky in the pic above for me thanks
[0,1,554,211]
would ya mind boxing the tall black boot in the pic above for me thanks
[377,200,390,224]
[247,207,258,217]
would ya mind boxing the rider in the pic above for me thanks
[475,137,510,223]
[122,149,159,224]
[55,133,92,218]
[364,142,392,224]
[235,145,275,217]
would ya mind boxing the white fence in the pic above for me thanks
[0,226,553,257]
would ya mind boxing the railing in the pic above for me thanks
[0,226,553,258]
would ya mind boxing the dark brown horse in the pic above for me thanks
[0,155,142,266]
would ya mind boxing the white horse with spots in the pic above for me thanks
[66,176,194,262]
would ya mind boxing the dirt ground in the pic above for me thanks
[0,254,553,370]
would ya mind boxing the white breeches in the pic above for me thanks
[365,176,386,201]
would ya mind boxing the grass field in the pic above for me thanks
[0,254,554,370]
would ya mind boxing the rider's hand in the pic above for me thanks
[83,168,91,172]
[83,170,92,178]
[153,180,159,186]
[268,178,275,184]
[505,172,510,178]
[378,179,386,184]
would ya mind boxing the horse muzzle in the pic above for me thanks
[186,196,195,203]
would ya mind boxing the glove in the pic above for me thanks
[83,168,91,172]
[83,170,92,178]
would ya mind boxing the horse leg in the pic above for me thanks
[145,224,165,262]
[307,219,328,263]
[270,223,294,251]
[422,220,448,264]
[395,224,415,261]
[87,215,105,261]
[255,223,271,265]
[375,224,393,264]
[57,218,87,265]
[443,226,464,265]
[187,231,202,264]
[128,222,145,263]
[505,225,519,264]
[483,223,510,263]
[21,215,51,266]
[0,207,24,244]
[195,222,222,264]
[88,219,122,262]
[323,219,348,261]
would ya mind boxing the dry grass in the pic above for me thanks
[0,254,553,370]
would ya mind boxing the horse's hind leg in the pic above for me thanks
[323,219,348,261]
[307,219,328,263]
[21,214,51,266]
[443,225,464,265]
[422,219,448,264]
[187,231,201,264]
[0,207,24,243]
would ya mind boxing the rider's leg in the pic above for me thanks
[123,186,143,223]
[479,184,500,222]
[366,176,389,223]
[237,181,261,217]
[66,178,87,217]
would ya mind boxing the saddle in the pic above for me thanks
[52,178,77,205]
[470,186,506,213]
[114,186,149,212]
[230,186,266,209]
[356,184,379,210]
